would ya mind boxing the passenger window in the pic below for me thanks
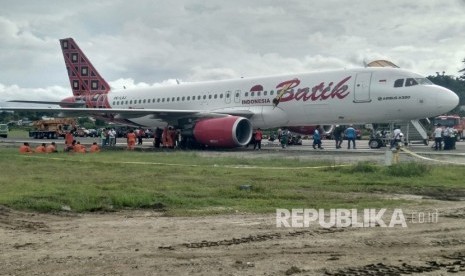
[257,91,261,96]
[172,97,175,101]
[214,94,217,99]
[130,100,133,104]
[162,98,165,102]
[208,95,212,99]
[167,98,170,102]
[251,92,255,97]
[176,97,180,101]
[143,99,146,103]
[138,100,142,104]
[394,79,404,88]
[182,96,185,101]
[264,91,267,96]
[112,101,115,105]
[270,90,274,95]
[157,99,160,103]
[226,93,230,98]
[245,92,249,97]
[125,101,128,105]
[220,94,223,98]
[405,78,418,87]
[198,96,201,100]
[203,95,206,100]
[187,96,190,101]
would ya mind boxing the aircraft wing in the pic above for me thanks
[8,100,86,108]
[0,106,255,120]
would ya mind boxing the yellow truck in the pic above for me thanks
[29,118,76,139]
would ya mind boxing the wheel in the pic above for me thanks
[369,139,381,149]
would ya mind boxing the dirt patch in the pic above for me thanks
[1,201,465,275]
[0,205,48,231]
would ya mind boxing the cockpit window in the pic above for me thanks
[394,79,404,88]
[415,78,433,85]
[405,78,418,87]
[394,77,433,88]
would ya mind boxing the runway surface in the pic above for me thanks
[2,136,465,166]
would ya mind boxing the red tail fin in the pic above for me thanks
[60,38,111,96]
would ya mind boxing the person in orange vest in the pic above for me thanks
[126,129,136,150]
[46,142,57,153]
[35,143,46,153]
[66,140,77,153]
[90,142,100,153]
[65,139,75,152]
[253,128,263,150]
[166,127,175,148]
[65,131,74,148]
[73,141,86,153]
[162,127,169,148]
[19,142,33,154]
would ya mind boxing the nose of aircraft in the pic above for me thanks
[437,87,459,114]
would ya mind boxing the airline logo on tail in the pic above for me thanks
[60,38,111,96]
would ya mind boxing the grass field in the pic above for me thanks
[4,128,30,139]
[0,148,463,215]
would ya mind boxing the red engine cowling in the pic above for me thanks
[193,116,253,147]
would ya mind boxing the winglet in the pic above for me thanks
[59,38,111,96]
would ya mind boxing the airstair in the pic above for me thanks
[397,119,430,145]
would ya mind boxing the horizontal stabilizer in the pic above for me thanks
[8,100,86,107]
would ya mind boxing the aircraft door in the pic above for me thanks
[234,90,241,103]
[225,91,232,104]
[354,73,372,103]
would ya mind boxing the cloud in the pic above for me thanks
[0,83,70,106]
[0,0,464,95]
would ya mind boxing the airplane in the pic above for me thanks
[1,37,459,148]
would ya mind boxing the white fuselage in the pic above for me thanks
[106,67,458,128]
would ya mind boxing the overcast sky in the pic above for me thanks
[1,0,465,102]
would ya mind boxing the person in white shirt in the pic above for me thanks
[443,126,453,150]
[109,128,117,146]
[391,127,402,149]
[433,124,443,150]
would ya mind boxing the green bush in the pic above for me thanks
[385,163,430,177]
[347,162,379,174]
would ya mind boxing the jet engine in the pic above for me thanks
[193,116,253,147]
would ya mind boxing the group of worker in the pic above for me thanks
[19,126,182,152]
[152,126,179,149]
[100,128,117,147]
[65,130,100,153]
[19,142,58,154]
[65,140,101,153]
[433,123,457,150]
[20,140,101,154]
[19,129,101,154]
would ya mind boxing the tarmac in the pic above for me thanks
[2,136,465,166]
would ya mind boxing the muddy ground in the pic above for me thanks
[1,198,464,276]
